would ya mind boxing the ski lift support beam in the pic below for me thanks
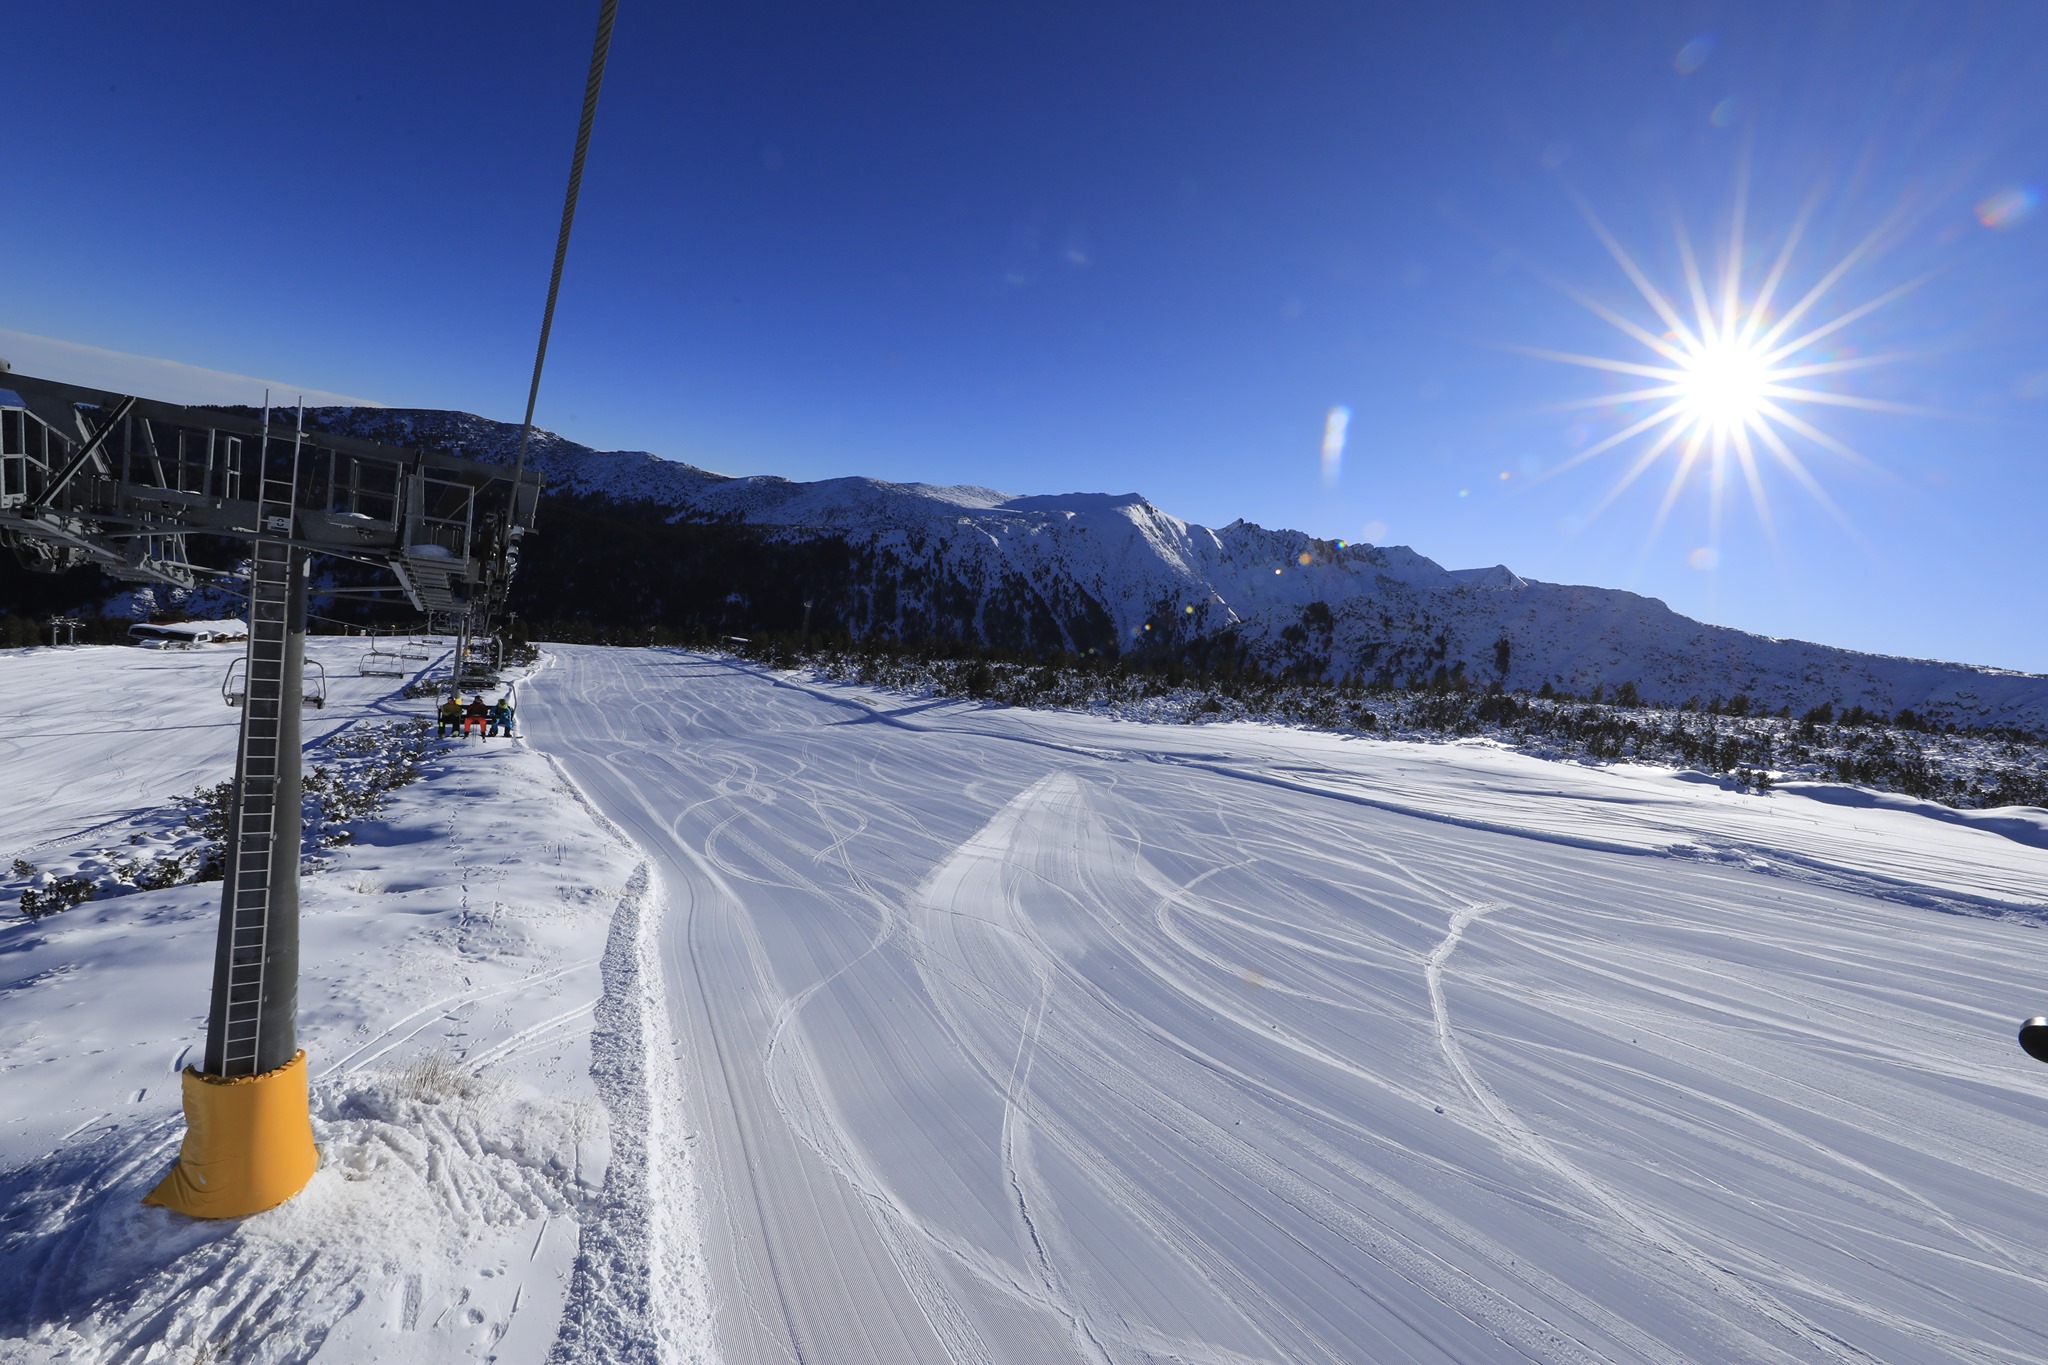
[20,395,135,519]
[0,371,540,618]
[0,370,542,1216]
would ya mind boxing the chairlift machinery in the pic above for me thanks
[0,372,538,618]
[0,369,542,1216]
[457,632,504,686]
[5,0,615,1223]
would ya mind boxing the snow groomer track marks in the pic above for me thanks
[527,646,2048,1365]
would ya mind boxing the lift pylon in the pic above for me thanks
[0,371,541,1217]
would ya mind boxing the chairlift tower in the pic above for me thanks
[0,371,541,1216]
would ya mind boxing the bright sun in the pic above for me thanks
[1675,335,1772,435]
[1525,192,1927,549]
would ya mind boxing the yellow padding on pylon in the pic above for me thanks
[144,1049,319,1218]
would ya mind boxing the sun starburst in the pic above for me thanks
[1525,190,1932,552]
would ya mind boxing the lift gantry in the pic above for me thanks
[0,370,542,1215]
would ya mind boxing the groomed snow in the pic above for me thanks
[528,648,2048,1364]
[0,639,703,1364]
[5,642,2048,1363]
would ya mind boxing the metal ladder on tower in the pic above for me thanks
[213,459,299,1076]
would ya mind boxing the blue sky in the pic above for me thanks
[4,3,2044,670]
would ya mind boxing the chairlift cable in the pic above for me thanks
[510,0,619,496]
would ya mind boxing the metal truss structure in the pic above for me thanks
[0,370,539,622]
[1,369,542,1083]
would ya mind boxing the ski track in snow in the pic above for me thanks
[1426,900,1871,1363]
[0,640,690,1365]
[8,640,2048,1363]
[519,648,2048,1365]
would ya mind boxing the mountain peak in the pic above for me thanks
[295,406,2048,733]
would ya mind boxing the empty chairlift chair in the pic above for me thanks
[358,638,408,677]
[223,656,327,710]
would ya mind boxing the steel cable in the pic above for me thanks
[512,0,619,492]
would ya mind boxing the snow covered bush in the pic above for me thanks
[18,875,94,919]
[768,637,2048,811]
[301,718,435,846]
[3,719,443,918]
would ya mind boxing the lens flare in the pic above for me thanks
[1320,405,1350,486]
[1976,186,2039,231]
[1674,35,1715,74]
[1520,187,1933,551]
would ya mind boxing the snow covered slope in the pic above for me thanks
[533,648,2048,1365]
[301,407,2048,735]
[6,641,2048,1361]
[0,641,701,1365]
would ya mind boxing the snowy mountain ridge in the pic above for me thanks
[303,407,2048,734]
